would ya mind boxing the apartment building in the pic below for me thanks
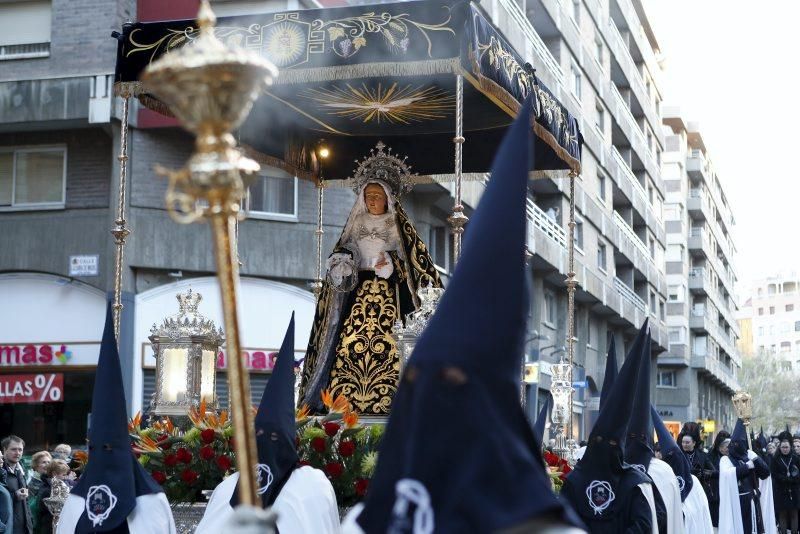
[660,106,740,430]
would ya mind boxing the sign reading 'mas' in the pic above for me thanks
[0,343,101,367]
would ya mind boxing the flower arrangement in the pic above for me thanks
[543,450,572,492]
[129,402,235,503]
[126,391,384,507]
[295,390,384,508]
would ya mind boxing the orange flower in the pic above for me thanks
[128,411,143,433]
[330,394,350,414]
[321,389,334,409]
[133,435,161,454]
[296,405,311,421]
[343,410,359,429]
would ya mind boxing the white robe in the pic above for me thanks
[639,481,661,534]
[56,492,176,534]
[648,458,685,534]
[718,451,776,534]
[682,474,713,534]
[195,466,341,534]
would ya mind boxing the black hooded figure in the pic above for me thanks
[56,305,175,533]
[651,408,693,502]
[717,418,771,534]
[346,98,585,533]
[677,421,716,504]
[196,314,340,533]
[770,430,800,533]
[561,320,655,533]
[706,429,731,527]
[598,335,617,412]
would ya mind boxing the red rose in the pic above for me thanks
[325,462,344,479]
[164,454,178,467]
[201,429,216,444]
[158,435,171,450]
[338,440,356,457]
[200,445,215,461]
[176,447,192,464]
[216,455,232,471]
[181,469,199,484]
[151,471,167,484]
[543,451,559,467]
[354,478,369,497]
[323,422,340,437]
[311,437,327,453]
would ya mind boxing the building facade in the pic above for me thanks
[1,0,671,448]
[659,106,740,431]
[739,273,800,369]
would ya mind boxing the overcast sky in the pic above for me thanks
[645,0,800,296]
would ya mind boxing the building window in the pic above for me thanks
[758,308,764,316]
[595,101,605,132]
[770,306,776,315]
[0,1,52,60]
[571,0,580,24]
[782,361,793,371]
[668,327,685,344]
[666,244,684,262]
[668,285,684,302]
[781,341,791,353]
[0,146,66,209]
[657,370,676,388]
[570,63,582,100]
[598,173,607,202]
[758,326,764,336]
[575,217,584,251]
[788,304,795,312]
[428,226,451,272]
[245,168,297,219]
[597,242,607,271]
[595,37,603,64]
[649,237,656,259]
[544,290,557,326]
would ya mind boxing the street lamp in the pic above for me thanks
[149,289,224,416]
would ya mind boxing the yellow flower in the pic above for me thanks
[343,410,359,429]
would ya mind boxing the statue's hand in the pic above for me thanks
[375,253,394,279]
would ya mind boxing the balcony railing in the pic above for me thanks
[0,42,50,61]
[613,210,653,264]
[607,19,648,105]
[527,199,566,248]
[614,277,647,313]
[496,0,564,83]
[611,84,646,148]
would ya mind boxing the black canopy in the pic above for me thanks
[113,0,582,181]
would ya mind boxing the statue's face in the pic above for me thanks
[364,183,388,215]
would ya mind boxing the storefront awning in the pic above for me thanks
[113,0,582,181]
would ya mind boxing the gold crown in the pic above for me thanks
[349,141,416,198]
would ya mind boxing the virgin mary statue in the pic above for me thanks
[299,142,442,415]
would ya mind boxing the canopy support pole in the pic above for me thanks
[111,92,132,345]
[312,182,325,296]
[566,170,578,454]
[448,74,468,264]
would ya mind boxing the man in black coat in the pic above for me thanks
[678,422,718,505]
[1,436,32,534]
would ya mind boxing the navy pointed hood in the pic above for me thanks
[729,418,749,462]
[651,407,692,501]
[71,304,162,532]
[534,395,552,445]
[562,320,650,522]
[624,330,653,472]
[356,98,582,533]
[599,335,617,411]
[232,314,298,508]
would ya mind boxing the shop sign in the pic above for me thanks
[0,373,64,403]
[141,344,303,373]
[69,255,99,277]
[0,343,100,367]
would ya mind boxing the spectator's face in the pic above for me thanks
[35,457,51,475]
[681,436,695,452]
[0,450,4,468]
[767,442,776,455]
[3,440,23,465]
[54,445,71,458]
[794,441,800,454]
[781,441,792,455]
[719,441,729,456]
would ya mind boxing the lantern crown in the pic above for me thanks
[150,289,224,342]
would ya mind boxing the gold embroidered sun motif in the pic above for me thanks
[302,83,454,124]
[263,22,307,67]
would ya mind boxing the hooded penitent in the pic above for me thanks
[354,97,583,533]
[70,305,163,532]
[561,319,651,523]
[599,335,617,411]
[231,314,298,508]
[534,395,552,445]
[651,407,693,501]
[624,331,654,474]
[729,418,749,464]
